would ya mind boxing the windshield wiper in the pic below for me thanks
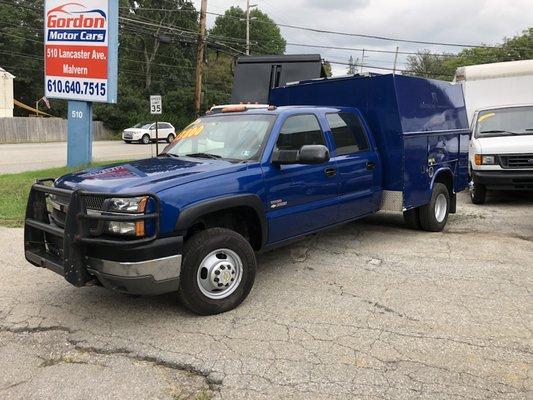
[158,153,179,158]
[185,152,222,160]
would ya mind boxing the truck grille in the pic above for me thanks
[499,154,533,169]
[123,131,133,139]
[50,194,107,234]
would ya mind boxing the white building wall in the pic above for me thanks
[0,68,15,118]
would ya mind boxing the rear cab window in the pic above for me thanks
[326,112,370,155]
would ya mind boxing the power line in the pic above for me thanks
[285,42,453,57]
[326,59,452,78]
[119,4,531,50]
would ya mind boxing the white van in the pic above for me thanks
[454,60,533,203]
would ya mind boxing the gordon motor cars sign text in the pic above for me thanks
[45,0,111,102]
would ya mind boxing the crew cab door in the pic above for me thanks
[325,112,381,221]
[263,114,339,242]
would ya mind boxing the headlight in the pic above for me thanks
[106,197,147,236]
[107,197,147,213]
[474,154,496,165]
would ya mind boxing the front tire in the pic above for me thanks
[179,228,256,315]
[141,134,151,144]
[470,179,486,205]
[419,183,450,232]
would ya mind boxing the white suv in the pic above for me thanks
[122,122,176,144]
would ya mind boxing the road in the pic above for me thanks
[0,141,159,174]
[0,192,531,399]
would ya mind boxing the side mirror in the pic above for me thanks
[271,145,330,165]
[299,145,330,164]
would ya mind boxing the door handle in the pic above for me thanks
[324,167,337,177]
[366,161,376,170]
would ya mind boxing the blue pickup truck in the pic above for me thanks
[24,74,469,315]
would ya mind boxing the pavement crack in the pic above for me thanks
[0,324,74,334]
[67,339,222,391]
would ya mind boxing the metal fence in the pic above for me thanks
[0,117,116,143]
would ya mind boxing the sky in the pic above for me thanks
[189,0,532,75]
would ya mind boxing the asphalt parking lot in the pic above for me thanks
[0,141,156,174]
[0,191,531,399]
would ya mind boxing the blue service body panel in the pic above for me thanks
[269,74,470,209]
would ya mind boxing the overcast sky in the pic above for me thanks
[190,0,532,75]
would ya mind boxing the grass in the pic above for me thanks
[0,161,128,228]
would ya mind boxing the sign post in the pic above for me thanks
[150,95,162,155]
[44,0,118,167]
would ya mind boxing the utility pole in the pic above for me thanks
[360,49,365,73]
[245,0,257,55]
[393,46,399,75]
[194,0,208,116]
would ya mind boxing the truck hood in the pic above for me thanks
[477,135,533,154]
[54,157,247,193]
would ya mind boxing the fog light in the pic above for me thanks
[107,221,136,235]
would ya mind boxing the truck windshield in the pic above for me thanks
[475,106,533,138]
[163,114,276,161]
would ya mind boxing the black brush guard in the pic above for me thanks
[24,179,160,287]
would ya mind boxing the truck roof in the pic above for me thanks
[205,105,350,117]
[454,60,533,82]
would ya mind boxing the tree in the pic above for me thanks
[209,7,286,55]
[406,28,532,81]
[322,61,333,77]
[0,1,61,116]
[120,0,198,91]
[405,50,454,80]
[347,56,357,75]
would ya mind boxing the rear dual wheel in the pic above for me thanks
[403,183,450,232]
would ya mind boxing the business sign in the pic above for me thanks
[44,0,117,103]
[150,95,162,114]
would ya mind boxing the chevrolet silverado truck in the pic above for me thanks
[24,74,469,315]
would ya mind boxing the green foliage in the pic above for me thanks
[406,28,533,81]
[209,6,286,55]
[322,61,333,77]
[1,1,288,129]
[0,0,66,117]
[0,160,129,227]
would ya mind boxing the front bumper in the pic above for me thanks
[472,170,533,190]
[24,180,183,295]
[122,132,142,141]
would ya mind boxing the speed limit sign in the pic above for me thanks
[150,95,162,114]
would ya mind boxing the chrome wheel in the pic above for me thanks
[434,193,447,223]
[196,248,243,300]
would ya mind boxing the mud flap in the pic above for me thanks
[449,193,457,214]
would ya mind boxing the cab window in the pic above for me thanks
[326,112,369,155]
[276,114,326,151]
